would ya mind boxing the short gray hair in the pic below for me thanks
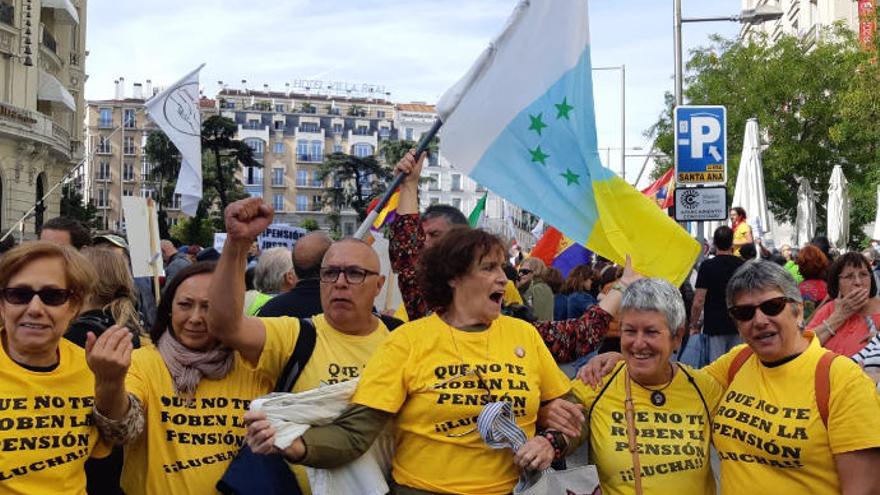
[254,247,293,293]
[620,278,686,334]
[726,260,802,307]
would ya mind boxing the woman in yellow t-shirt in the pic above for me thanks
[578,261,880,494]
[729,207,753,257]
[87,262,274,495]
[542,278,722,495]
[0,241,107,495]
[246,228,637,494]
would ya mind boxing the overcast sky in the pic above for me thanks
[85,0,741,185]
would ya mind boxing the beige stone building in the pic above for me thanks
[0,0,86,239]
[214,87,396,235]
[740,0,861,44]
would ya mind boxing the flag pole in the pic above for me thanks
[354,118,443,240]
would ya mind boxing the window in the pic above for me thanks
[272,167,284,186]
[97,161,110,180]
[274,120,284,130]
[123,109,136,128]
[311,195,322,211]
[300,122,320,133]
[296,170,308,187]
[354,126,369,136]
[275,104,285,113]
[331,123,343,135]
[99,108,112,128]
[333,143,343,153]
[379,127,390,139]
[352,143,373,158]
[96,136,111,154]
[311,172,323,187]
[376,110,386,119]
[405,128,414,141]
[429,197,440,206]
[225,101,236,109]
[141,188,156,199]
[273,194,284,211]
[123,136,136,155]
[244,166,262,185]
[246,119,260,130]
[244,138,264,157]
[172,194,182,209]
[123,187,134,197]
[451,174,462,191]
[296,195,308,211]
[168,217,179,227]
[344,223,354,236]
[428,173,440,191]
[310,141,323,162]
[452,198,462,210]
[141,156,152,179]
[297,140,309,161]
[97,188,108,207]
[273,142,285,154]
[123,162,134,181]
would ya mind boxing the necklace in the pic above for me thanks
[628,363,675,407]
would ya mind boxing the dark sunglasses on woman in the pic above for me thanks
[728,296,794,322]
[0,287,73,306]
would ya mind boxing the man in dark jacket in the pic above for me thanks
[257,232,331,318]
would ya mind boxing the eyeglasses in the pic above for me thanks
[839,271,871,282]
[728,296,793,322]
[319,266,379,285]
[518,269,532,276]
[1,287,73,306]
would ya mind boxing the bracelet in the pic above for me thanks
[537,429,567,460]
[611,282,628,293]
[822,321,836,337]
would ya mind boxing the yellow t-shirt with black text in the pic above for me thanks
[121,345,272,495]
[571,362,722,495]
[0,336,109,495]
[352,313,571,495]
[259,314,390,494]
[703,333,880,494]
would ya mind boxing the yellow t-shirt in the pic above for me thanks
[121,345,273,495]
[571,362,722,495]
[0,337,109,495]
[503,279,524,305]
[703,334,880,494]
[351,314,571,494]
[259,314,390,494]
[732,222,751,256]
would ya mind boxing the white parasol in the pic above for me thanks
[794,177,816,247]
[826,165,849,251]
[732,118,771,242]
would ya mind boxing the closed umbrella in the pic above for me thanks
[826,165,849,251]
[732,118,771,242]
[794,177,816,247]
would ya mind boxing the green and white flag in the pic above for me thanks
[468,193,488,227]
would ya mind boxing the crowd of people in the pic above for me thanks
[0,152,879,494]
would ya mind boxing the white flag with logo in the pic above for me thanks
[145,64,204,216]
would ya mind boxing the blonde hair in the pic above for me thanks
[81,246,144,336]
[0,241,96,313]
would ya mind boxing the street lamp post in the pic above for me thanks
[593,65,626,181]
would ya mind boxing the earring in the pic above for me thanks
[797,320,805,330]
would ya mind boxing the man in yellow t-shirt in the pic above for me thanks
[703,334,880,494]
[571,362,722,495]
[207,198,394,494]
[0,337,109,495]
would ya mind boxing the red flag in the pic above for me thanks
[641,167,675,209]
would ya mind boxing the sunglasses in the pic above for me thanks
[728,296,793,322]
[1,287,73,306]
[518,269,533,275]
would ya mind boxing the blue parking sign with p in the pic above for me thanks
[674,105,726,185]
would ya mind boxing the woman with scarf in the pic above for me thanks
[87,262,273,495]
[729,207,753,257]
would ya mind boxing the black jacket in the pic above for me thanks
[256,278,323,318]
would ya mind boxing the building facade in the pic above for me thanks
[740,0,860,43]
[0,0,87,239]
[395,103,538,247]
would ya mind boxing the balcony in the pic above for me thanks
[95,143,111,155]
[0,102,74,159]
[95,173,110,182]
[353,128,371,136]
[297,153,323,163]
[98,119,113,129]
[42,27,57,54]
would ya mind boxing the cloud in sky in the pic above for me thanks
[85,0,740,183]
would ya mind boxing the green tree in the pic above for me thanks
[201,115,260,212]
[169,213,215,247]
[143,131,181,238]
[646,27,877,246]
[317,152,392,231]
[60,182,98,229]
[300,218,320,231]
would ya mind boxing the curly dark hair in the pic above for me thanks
[796,244,829,281]
[562,264,593,295]
[150,261,216,343]
[542,267,564,294]
[827,252,877,299]
[417,227,505,311]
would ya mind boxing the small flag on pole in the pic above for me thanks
[366,189,400,231]
[641,167,674,209]
[145,64,204,217]
[468,192,488,227]
[530,226,592,277]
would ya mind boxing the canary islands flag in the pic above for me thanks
[436,0,699,285]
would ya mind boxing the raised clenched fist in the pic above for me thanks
[224,197,274,244]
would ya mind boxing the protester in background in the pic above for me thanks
[185,245,201,263]
[257,232,331,318]
[0,241,107,493]
[780,244,803,283]
[88,262,273,495]
[863,248,880,287]
[246,227,575,494]
[739,242,758,260]
[246,247,296,316]
[209,198,399,493]
[729,207,752,257]
[518,257,555,321]
[594,263,625,354]
[810,235,834,263]
[796,244,829,319]
[39,216,92,249]
[160,239,190,285]
[540,279,722,495]
[94,232,158,332]
[690,226,745,361]
[562,264,596,320]
[542,267,567,321]
[807,252,880,356]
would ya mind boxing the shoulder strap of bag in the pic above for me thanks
[676,363,712,428]
[815,351,838,429]
[274,318,317,393]
[586,362,627,429]
[727,346,754,384]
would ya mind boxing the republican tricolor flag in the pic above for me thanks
[436,0,699,285]
[366,189,400,231]
[641,167,675,209]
